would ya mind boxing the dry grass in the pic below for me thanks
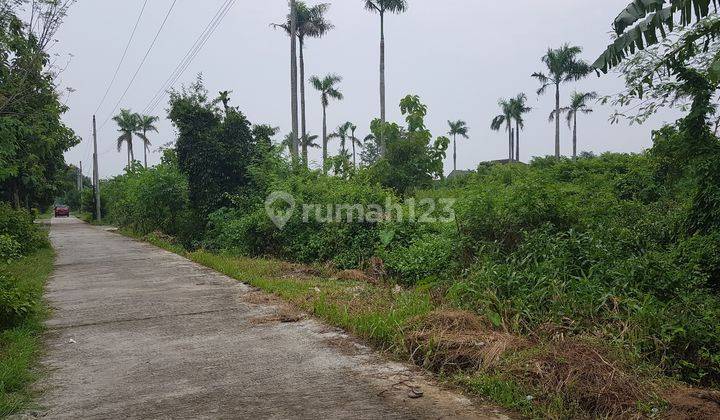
[404,309,525,373]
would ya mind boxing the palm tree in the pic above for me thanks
[532,44,591,158]
[509,94,531,162]
[549,91,597,159]
[349,123,362,167]
[364,0,408,150]
[218,90,232,112]
[329,122,354,157]
[447,120,469,172]
[272,2,333,166]
[113,109,139,168]
[490,99,515,162]
[310,74,343,173]
[134,114,159,168]
[281,131,320,155]
[289,0,299,158]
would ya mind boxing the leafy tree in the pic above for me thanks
[490,98,515,161]
[361,133,381,166]
[134,114,159,168]
[549,91,597,158]
[532,44,592,158]
[251,124,280,149]
[272,2,333,166]
[310,73,343,173]
[447,120,469,172]
[0,0,78,209]
[113,109,139,168]
[370,95,448,193]
[364,0,408,145]
[217,90,232,112]
[168,79,260,226]
[509,93,531,162]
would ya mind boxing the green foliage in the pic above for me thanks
[168,78,269,225]
[0,234,21,263]
[0,2,79,209]
[0,203,48,255]
[368,95,448,193]
[101,163,190,236]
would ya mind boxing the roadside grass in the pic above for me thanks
[122,230,691,418]
[0,248,54,417]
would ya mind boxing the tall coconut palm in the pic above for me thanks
[310,73,343,173]
[282,131,320,155]
[364,0,408,153]
[550,91,597,159]
[272,2,333,166]
[113,109,139,168]
[532,44,591,158]
[134,114,159,168]
[447,120,469,172]
[490,99,515,162]
[509,94,531,162]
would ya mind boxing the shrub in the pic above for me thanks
[0,204,48,255]
[0,234,21,263]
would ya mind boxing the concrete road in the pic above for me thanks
[24,217,507,419]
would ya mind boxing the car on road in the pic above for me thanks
[54,205,70,217]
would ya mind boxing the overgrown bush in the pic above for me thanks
[0,234,21,263]
[0,204,48,255]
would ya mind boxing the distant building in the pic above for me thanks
[447,169,473,179]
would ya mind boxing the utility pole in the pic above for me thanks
[77,161,83,214]
[289,0,299,159]
[92,115,101,222]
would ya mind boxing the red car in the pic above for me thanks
[54,205,70,217]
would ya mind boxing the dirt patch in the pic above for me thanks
[664,387,720,419]
[241,290,284,306]
[517,340,648,417]
[250,311,305,325]
[404,309,524,373]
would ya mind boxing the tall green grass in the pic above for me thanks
[0,248,54,416]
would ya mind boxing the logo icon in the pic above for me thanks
[265,191,296,229]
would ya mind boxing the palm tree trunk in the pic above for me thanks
[322,104,328,174]
[453,134,457,172]
[289,0,299,159]
[352,140,356,168]
[515,121,520,162]
[299,36,308,167]
[507,122,512,162]
[573,113,578,159]
[143,129,148,168]
[378,11,387,157]
[555,83,561,158]
[126,145,130,168]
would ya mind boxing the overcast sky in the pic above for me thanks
[54,0,680,178]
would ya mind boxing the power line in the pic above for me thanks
[99,0,179,129]
[93,0,149,116]
[144,0,236,115]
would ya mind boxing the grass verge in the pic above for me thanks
[123,230,713,418]
[0,247,54,417]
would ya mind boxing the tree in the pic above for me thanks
[447,120,469,172]
[272,2,333,167]
[217,90,232,112]
[490,99,515,161]
[310,74,343,173]
[134,114,159,168]
[328,121,354,155]
[289,0,299,158]
[361,133,381,166]
[509,93,531,162]
[113,109,139,168]
[349,123,362,167]
[364,0,408,154]
[566,92,597,158]
[0,0,78,209]
[532,44,592,158]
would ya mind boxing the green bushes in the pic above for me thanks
[101,162,190,237]
[0,204,48,256]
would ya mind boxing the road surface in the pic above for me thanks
[24,217,507,419]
